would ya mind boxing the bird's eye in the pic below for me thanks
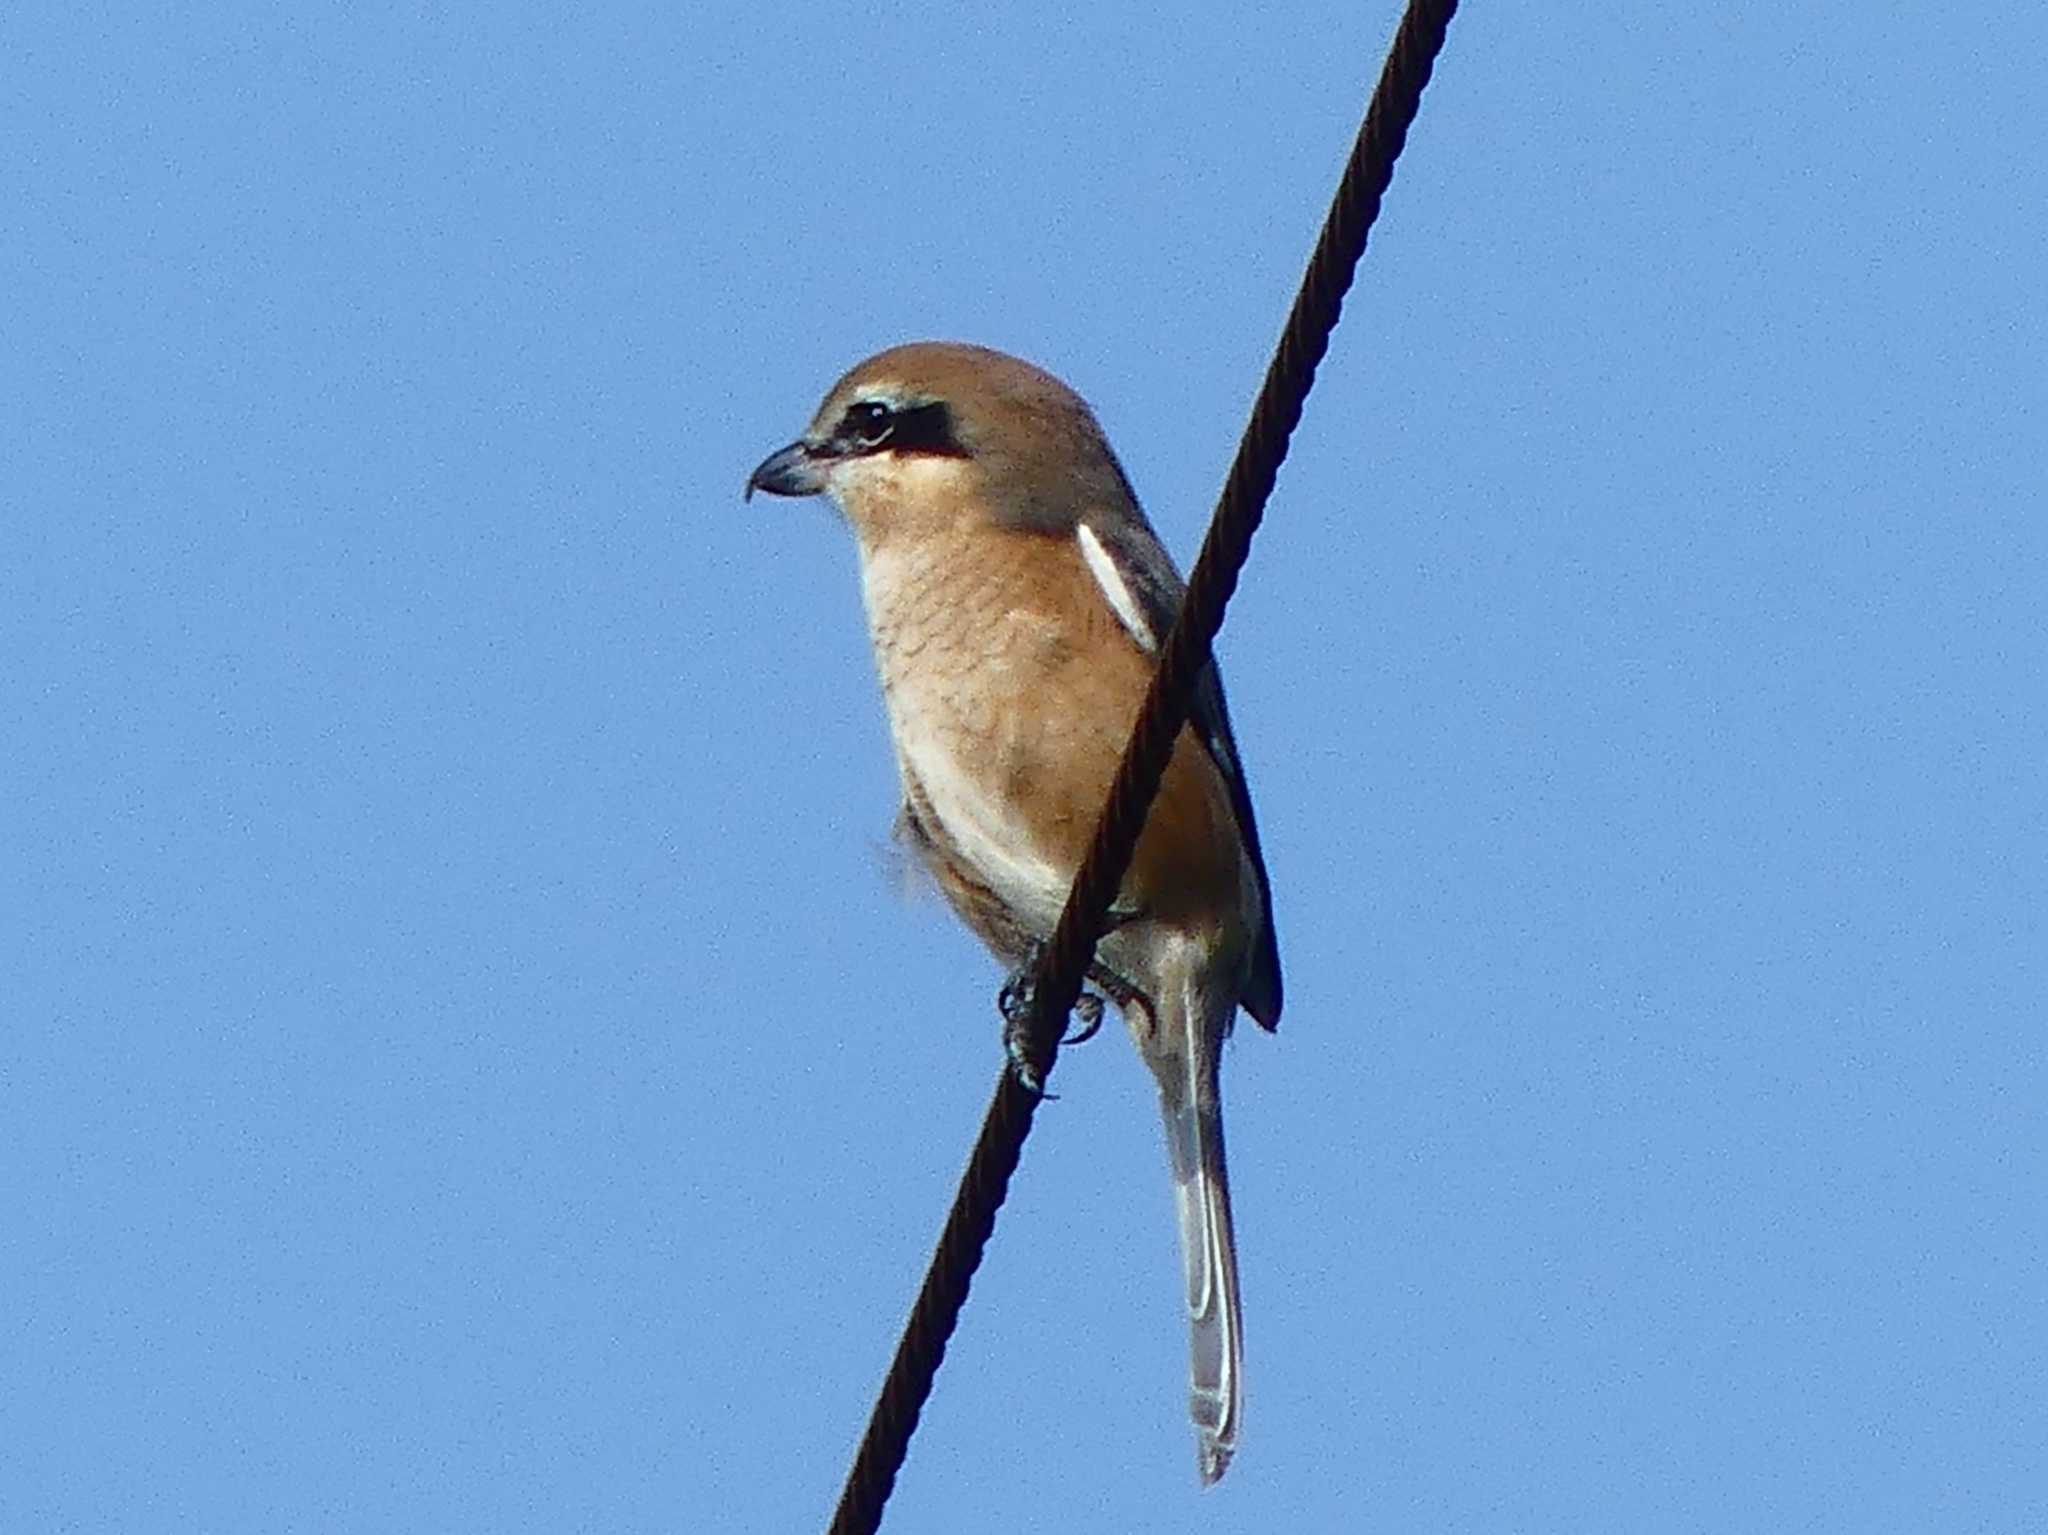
[843,400,895,448]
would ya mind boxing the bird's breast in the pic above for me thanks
[854,524,1252,962]
[854,531,1137,921]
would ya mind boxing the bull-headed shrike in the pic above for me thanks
[747,342,1281,1484]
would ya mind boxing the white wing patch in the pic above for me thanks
[1076,522,1160,654]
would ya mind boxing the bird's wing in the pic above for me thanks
[1073,510,1283,1029]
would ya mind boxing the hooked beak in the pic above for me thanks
[744,439,833,501]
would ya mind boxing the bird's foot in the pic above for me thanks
[997,948,1107,1096]
[998,956,1054,1097]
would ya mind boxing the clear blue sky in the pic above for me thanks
[5,3,2043,1531]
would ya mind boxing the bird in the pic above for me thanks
[745,341,1281,1484]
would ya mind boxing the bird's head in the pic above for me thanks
[745,342,1132,541]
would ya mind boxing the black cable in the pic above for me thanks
[827,5,1459,1528]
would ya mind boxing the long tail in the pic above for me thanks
[1150,978,1244,1485]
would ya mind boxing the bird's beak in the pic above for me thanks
[745,439,831,501]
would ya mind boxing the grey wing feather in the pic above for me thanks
[1077,507,1284,1030]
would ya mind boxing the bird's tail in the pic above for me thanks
[1150,973,1244,1485]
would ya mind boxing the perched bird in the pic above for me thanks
[746,342,1281,1484]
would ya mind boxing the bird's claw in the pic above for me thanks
[1065,993,1106,1047]
[997,953,1109,1096]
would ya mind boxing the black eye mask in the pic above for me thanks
[836,399,965,458]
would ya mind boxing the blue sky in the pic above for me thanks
[4,3,2043,1531]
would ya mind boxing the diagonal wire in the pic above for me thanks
[827,4,1459,1530]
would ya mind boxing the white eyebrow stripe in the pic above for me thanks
[1076,522,1160,654]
